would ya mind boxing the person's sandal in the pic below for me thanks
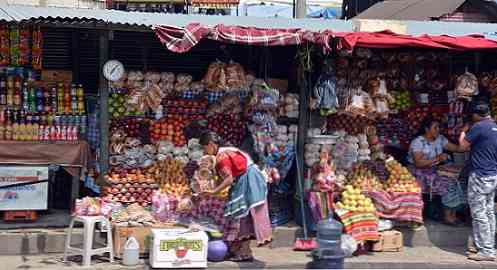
[468,253,496,262]
[228,255,254,262]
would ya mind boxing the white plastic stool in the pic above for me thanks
[63,216,114,267]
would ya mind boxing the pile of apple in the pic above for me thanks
[336,185,376,213]
[162,99,208,117]
[102,168,159,206]
[347,163,385,192]
[150,115,188,146]
[327,114,375,135]
[110,118,151,144]
[384,158,421,193]
[207,113,246,146]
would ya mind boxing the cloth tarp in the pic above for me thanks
[0,141,90,177]
[153,23,332,53]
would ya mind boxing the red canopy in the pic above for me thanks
[336,30,497,51]
[153,23,331,53]
[153,24,497,53]
[423,35,497,50]
[335,31,449,51]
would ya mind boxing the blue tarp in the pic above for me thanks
[307,7,339,19]
[241,4,340,19]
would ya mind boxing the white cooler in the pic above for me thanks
[149,228,209,268]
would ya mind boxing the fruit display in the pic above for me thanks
[347,163,384,192]
[103,168,158,206]
[335,185,376,213]
[207,113,245,146]
[150,115,189,146]
[110,118,150,144]
[389,89,411,111]
[162,98,208,116]
[151,158,191,198]
[327,114,375,135]
[384,158,421,193]
[108,91,127,118]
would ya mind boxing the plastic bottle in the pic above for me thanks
[122,237,139,266]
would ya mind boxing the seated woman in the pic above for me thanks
[408,117,466,225]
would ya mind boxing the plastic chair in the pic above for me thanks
[63,216,114,267]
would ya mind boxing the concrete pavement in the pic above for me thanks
[2,246,497,269]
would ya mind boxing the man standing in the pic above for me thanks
[460,101,497,261]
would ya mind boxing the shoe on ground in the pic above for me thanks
[467,253,496,262]
[466,246,477,255]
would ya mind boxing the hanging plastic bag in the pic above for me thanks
[341,234,358,257]
[455,71,478,99]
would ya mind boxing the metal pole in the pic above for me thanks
[296,0,306,18]
[98,30,110,180]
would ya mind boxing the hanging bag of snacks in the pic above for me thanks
[455,70,478,99]
[0,25,9,65]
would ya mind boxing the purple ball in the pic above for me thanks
[208,240,228,262]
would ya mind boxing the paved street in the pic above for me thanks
[3,246,497,269]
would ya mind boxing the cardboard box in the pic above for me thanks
[41,70,73,88]
[113,226,153,258]
[150,228,209,268]
[371,230,403,252]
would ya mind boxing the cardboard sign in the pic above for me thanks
[0,166,49,210]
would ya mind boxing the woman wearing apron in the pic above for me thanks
[199,132,272,261]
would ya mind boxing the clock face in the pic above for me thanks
[103,60,124,82]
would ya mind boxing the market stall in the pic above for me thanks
[299,30,497,252]
[0,24,92,222]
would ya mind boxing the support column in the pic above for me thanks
[98,30,110,179]
[296,0,307,18]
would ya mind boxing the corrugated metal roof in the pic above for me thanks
[355,0,467,20]
[0,3,497,41]
[0,4,352,32]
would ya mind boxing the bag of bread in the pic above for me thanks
[226,62,247,90]
[203,62,227,91]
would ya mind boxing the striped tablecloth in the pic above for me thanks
[335,209,380,242]
[367,191,424,224]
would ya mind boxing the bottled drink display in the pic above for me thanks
[0,68,87,142]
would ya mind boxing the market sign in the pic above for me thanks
[353,19,407,35]
[0,166,49,211]
[190,0,240,8]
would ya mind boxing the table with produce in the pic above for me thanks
[73,61,300,259]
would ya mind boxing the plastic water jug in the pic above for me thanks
[316,216,343,250]
[122,237,139,266]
